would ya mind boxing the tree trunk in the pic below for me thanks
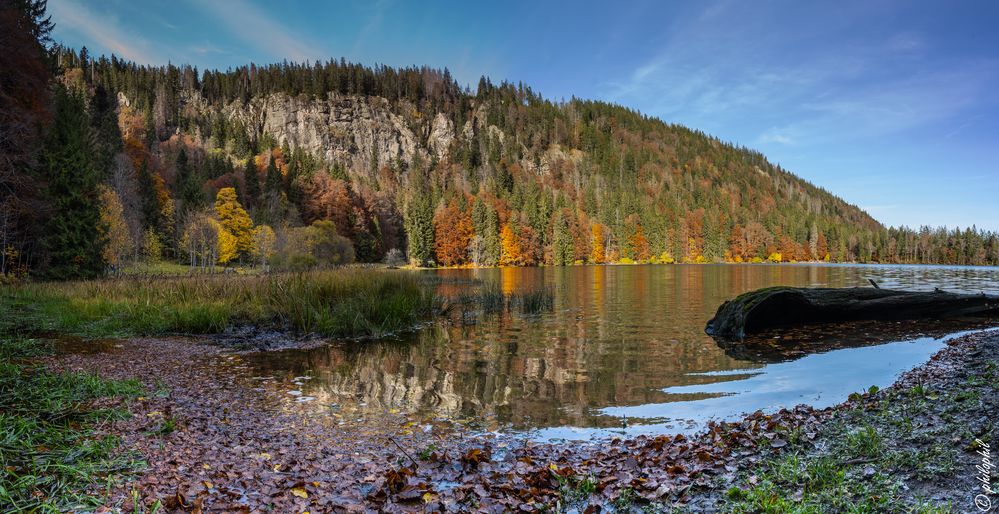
[706,286,999,339]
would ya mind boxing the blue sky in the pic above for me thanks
[49,0,999,230]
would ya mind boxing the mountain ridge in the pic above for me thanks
[9,44,997,272]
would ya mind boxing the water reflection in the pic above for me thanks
[244,264,999,438]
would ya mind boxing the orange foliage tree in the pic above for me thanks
[590,224,606,264]
[500,223,524,266]
[626,218,651,261]
[301,171,356,237]
[433,198,474,266]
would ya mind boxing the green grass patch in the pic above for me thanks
[2,269,437,338]
[0,337,143,511]
[722,374,994,514]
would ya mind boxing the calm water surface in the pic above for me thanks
[245,264,999,440]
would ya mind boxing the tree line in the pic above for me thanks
[2,0,997,281]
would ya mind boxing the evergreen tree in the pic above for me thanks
[243,157,260,208]
[404,194,434,266]
[552,211,574,265]
[37,87,106,279]
[136,158,160,232]
[175,148,203,212]
[473,202,501,266]
[90,85,122,179]
[265,154,282,194]
[471,197,488,234]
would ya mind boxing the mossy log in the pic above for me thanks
[705,286,999,339]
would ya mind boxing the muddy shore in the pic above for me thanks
[45,329,997,513]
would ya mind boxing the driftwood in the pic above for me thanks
[705,286,999,339]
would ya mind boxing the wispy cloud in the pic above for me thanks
[351,0,392,57]
[194,0,322,62]
[49,0,160,64]
[190,43,230,56]
[758,129,794,145]
[599,1,998,146]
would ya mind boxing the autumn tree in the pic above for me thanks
[180,209,220,270]
[214,187,254,258]
[590,223,606,264]
[516,220,542,266]
[499,223,521,266]
[251,224,277,270]
[625,218,651,262]
[99,185,133,273]
[216,223,238,264]
[301,171,355,236]
[303,220,355,267]
[434,198,474,266]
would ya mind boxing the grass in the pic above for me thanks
[722,373,995,514]
[2,269,437,338]
[0,336,143,511]
[450,284,556,318]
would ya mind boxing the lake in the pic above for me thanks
[245,263,999,440]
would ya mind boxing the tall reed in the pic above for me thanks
[3,270,435,338]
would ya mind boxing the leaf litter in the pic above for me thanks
[44,329,996,512]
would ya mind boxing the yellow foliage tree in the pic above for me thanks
[98,186,133,270]
[590,224,605,264]
[214,187,254,257]
[251,225,277,269]
[216,222,239,264]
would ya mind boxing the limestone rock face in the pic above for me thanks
[213,92,427,174]
[156,91,527,177]
[427,112,455,162]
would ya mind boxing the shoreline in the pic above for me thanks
[25,326,995,512]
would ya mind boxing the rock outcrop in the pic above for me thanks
[221,93,427,174]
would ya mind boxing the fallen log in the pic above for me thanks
[705,286,999,339]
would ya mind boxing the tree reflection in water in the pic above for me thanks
[244,264,999,437]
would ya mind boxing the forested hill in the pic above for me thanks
[61,49,889,267]
[2,0,997,280]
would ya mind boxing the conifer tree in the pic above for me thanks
[243,157,260,208]
[552,211,574,265]
[37,87,106,279]
[483,207,501,266]
[175,148,203,212]
[136,159,160,232]
[265,153,282,194]
[404,193,434,266]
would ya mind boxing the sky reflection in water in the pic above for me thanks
[244,264,999,440]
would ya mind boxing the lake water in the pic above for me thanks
[245,264,999,440]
